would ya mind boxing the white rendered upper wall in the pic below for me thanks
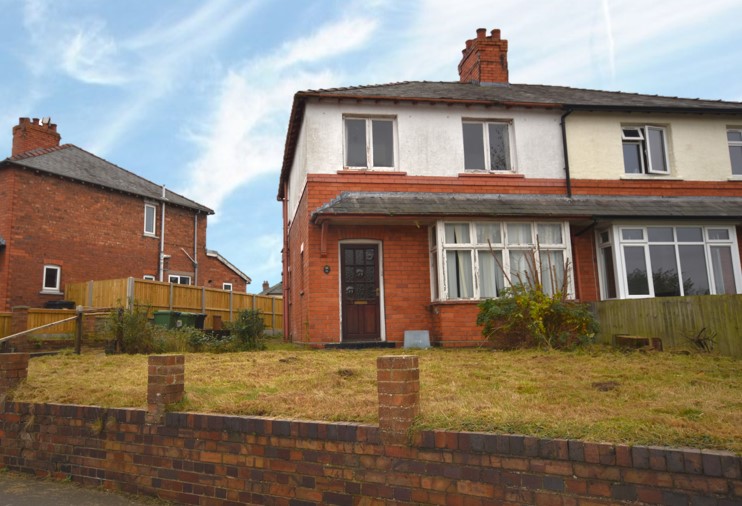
[285,100,566,220]
[567,112,741,180]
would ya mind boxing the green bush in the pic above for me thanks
[226,309,266,351]
[476,247,598,350]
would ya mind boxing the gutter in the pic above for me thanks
[560,109,573,198]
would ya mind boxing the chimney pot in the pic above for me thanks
[476,28,486,38]
[491,29,500,40]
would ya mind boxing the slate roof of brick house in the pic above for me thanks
[3,144,213,214]
[279,82,742,199]
[311,192,742,222]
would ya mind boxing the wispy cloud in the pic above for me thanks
[180,16,379,213]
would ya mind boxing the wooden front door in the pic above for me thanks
[341,244,381,341]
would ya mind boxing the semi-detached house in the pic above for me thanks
[278,28,742,347]
[0,118,250,311]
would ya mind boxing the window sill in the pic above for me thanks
[337,169,406,175]
[39,290,63,295]
[458,171,523,178]
[727,176,742,182]
[620,175,683,181]
[143,233,159,239]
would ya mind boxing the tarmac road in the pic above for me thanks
[0,471,170,506]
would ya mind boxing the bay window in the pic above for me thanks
[597,224,741,299]
[432,220,572,300]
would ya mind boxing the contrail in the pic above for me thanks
[602,0,616,83]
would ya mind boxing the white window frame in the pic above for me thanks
[168,275,191,285]
[432,220,573,301]
[462,119,515,172]
[343,116,397,170]
[144,203,157,236]
[596,223,742,300]
[223,282,233,291]
[728,128,742,176]
[143,275,156,281]
[621,125,670,175]
[42,265,61,293]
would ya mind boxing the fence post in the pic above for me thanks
[146,355,185,424]
[271,297,276,333]
[377,355,420,445]
[0,353,30,396]
[87,280,94,307]
[127,277,135,310]
[74,306,83,355]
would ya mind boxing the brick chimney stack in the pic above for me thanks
[458,28,509,84]
[262,281,270,292]
[12,117,61,157]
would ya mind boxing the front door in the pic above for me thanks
[340,244,381,341]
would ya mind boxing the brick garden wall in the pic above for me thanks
[1,354,740,505]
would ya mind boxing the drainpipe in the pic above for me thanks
[158,185,167,282]
[193,213,199,285]
[281,182,290,340]
[560,109,573,198]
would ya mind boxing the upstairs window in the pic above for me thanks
[463,121,512,171]
[223,282,233,291]
[42,265,61,293]
[144,204,157,235]
[621,126,669,175]
[344,117,395,169]
[728,129,742,176]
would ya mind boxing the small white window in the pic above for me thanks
[143,275,156,281]
[728,129,742,176]
[168,275,191,285]
[621,126,669,175]
[222,283,233,291]
[42,265,61,292]
[144,204,157,235]
[344,117,395,169]
[463,121,512,171]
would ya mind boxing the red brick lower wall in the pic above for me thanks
[1,401,739,505]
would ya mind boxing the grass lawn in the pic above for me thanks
[9,344,742,454]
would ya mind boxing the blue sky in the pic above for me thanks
[1,0,740,289]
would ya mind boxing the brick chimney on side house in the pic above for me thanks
[458,28,509,84]
[12,117,61,157]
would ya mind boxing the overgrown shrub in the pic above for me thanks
[226,309,266,351]
[104,306,156,354]
[476,247,598,350]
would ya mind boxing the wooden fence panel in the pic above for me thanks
[595,295,742,358]
[27,309,77,335]
[64,279,283,332]
[0,313,10,339]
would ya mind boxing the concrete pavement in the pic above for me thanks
[0,471,170,506]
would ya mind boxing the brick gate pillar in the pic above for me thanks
[377,355,420,445]
[0,353,30,395]
[146,355,185,424]
[8,306,30,352]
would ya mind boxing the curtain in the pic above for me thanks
[446,250,472,298]
[479,251,504,298]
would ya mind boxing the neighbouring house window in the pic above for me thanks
[463,120,512,171]
[42,265,61,292]
[223,283,233,291]
[432,221,571,300]
[144,204,157,235]
[597,225,741,299]
[143,275,156,281]
[168,275,191,285]
[621,126,669,175]
[728,129,742,176]
[344,117,395,169]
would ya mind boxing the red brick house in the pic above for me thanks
[0,117,250,310]
[278,28,742,347]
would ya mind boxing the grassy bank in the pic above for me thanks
[9,346,741,454]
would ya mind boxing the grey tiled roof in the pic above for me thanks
[4,144,213,213]
[299,81,742,112]
[312,192,742,221]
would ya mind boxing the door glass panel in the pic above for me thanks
[478,251,504,298]
[711,246,737,294]
[649,244,680,297]
[678,245,710,295]
[624,246,649,295]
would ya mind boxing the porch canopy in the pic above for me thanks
[311,192,742,225]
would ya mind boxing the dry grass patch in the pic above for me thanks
[10,347,742,453]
